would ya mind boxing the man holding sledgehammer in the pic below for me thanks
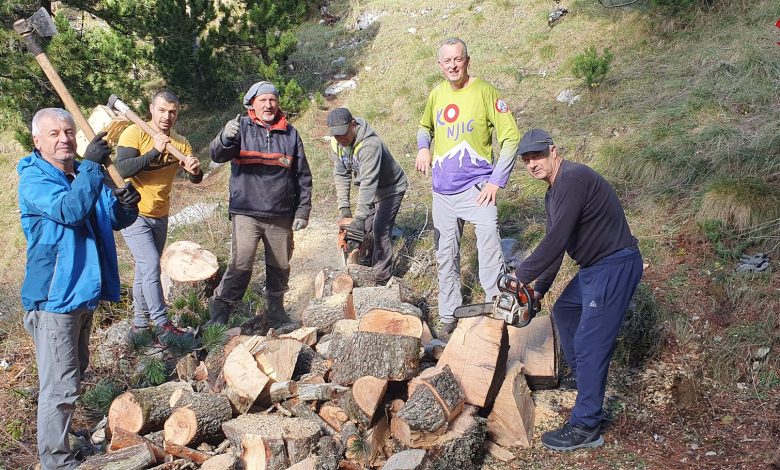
[115,90,203,341]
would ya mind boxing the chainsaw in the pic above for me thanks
[453,273,541,328]
[337,217,370,268]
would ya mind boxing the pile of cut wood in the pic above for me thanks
[90,264,557,470]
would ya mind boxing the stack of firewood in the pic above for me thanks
[90,264,557,470]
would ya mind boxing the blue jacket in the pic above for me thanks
[17,151,138,313]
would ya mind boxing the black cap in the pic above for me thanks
[517,128,554,156]
[327,108,354,136]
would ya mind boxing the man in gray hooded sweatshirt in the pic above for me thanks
[327,108,407,284]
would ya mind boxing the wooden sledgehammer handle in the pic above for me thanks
[107,95,195,172]
[14,21,125,188]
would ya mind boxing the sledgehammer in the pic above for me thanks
[14,8,125,188]
[107,94,198,175]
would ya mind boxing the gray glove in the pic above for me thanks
[220,114,241,145]
[339,207,352,219]
[292,218,308,231]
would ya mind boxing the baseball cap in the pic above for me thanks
[517,128,554,156]
[243,81,279,107]
[327,108,354,136]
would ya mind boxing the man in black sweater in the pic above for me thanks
[513,129,643,451]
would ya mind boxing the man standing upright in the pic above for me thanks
[207,81,313,326]
[416,38,520,340]
[18,108,139,469]
[327,107,407,284]
[115,90,203,340]
[514,129,643,451]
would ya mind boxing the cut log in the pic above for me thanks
[317,436,341,470]
[75,104,130,156]
[254,338,302,383]
[163,392,232,446]
[319,404,350,432]
[351,285,404,319]
[240,433,285,470]
[315,267,354,298]
[437,316,509,408]
[78,442,155,469]
[293,344,330,379]
[222,414,321,468]
[331,332,421,385]
[420,322,434,345]
[332,319,359,337]
[108,426,166,463]
[487,361,534,448]
[506,313,558,389]
[175,355,200,382]
[297,383,348,401]
[338,376,387,425]
[287,457,318,470]
[164,442,211,465]
[345,264,377,288]
[382,449,427,470]
[358,309,423,338]
[407,365,465,422]
[365,415,390,466]
[222,342,270,414]
[202,329,245,393]
[280,327,319,346]
[301,292,355,334]
[289,402,337,436]
[340,422,362,462]
[200,453,238,470]
[160,240,219,301]
[108,382,193,435]
[262,380,297,405]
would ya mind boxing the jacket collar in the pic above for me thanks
[28,149,82,181]
[248,109,288,132]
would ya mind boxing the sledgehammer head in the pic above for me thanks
[13,7,58,38]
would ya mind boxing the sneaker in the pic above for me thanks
[157,321,192,343]
[542,422,604,451]
[559,374,577,390]
[435,321,457,342]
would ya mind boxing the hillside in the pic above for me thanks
[1,0,778,468]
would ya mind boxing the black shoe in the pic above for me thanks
[559,374,577,390]
[435,321,457,342]
[542,422,604,451]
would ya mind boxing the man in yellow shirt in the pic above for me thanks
[115,90,203,340]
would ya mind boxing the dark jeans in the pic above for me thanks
[551,246,643,428]
[364,192,404,284]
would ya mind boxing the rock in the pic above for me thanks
[556,89,580,106]
[331,56,346,66]
[168,203,220,231]
[356,12,382,29]
[753,346,770,361]
[407,27,417,34]
[325,80,357,96]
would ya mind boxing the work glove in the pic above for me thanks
[83,131,111,165]
[220,114,241,145]
[345,217,365,243]
[339,207,352,219]
[113,183,141,209]
[292,218,308,231]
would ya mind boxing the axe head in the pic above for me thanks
[14,7,58,38]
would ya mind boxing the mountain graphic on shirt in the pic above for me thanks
[432,140,493,193]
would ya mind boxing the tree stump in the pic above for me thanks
[108,382,193,435]
[487,361,534,448]
[78,442,155,469]
[437,316,509,408]
[160,240,219,301]
[222,342,269,414]
[506,314,558,389]
[358,309,423,338]
[301,292,355,334]
[315,267,354,298]
[163,391,232,446]
[331,332,421,385]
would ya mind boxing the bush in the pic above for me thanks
[572,46,614,88]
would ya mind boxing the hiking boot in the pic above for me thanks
[266,294,292,326]
[541,422,604,451]
[559,373,577,390]
[206,298,232,326]
[157,321,193,344]
[435,321,457,342]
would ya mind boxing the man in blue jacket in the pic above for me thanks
[207,81,313,326]
[18,108,139,469]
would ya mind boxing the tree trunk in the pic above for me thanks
[108,427,166,463]
[487,361,534,448]
[437,316,509,408]
[160,240,219,301]
[301,292,355,334]
[222,342,270,414]
[506,314,558,389]
[315,267,354,298]
[358,309,423,338]
[108,382,193,435]
[78,443,155,469]
[163,391,232,446]
[331,332,421,385]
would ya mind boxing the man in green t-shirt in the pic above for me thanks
[416,38,520,340]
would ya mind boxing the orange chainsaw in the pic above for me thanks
[337,217,370,268]
[453,273,541,328]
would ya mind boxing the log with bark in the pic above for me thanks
[351,285,404,319]
[175,355,200,382]
[288,402,337,436]
[78,442,156,469]
[222,414,322,468]
[163,391,232,446]
[160,240,219,301]
[297,383,349,402]
[314,267,354,298]
[222,342,270,414]
[381,449,428,470]
[239,433,286,470]
[108,382,193,435]
[292,344,330,379]
[358,309,423,338]
[287,457,318,470]
[486,361,534,448]
[259,380,297,406]
[506,313,558,389]
[319,404,350,432]
[330,332,421,385]
[395,365,465,441]
[200,453,238,470]
[163,442,211,465]
[301,292,355,334]
[344,264,377,288]
[317,435,342,470]
[108,426,166,463]
[338,376,388,425]
[339,422,362,462]
[437,316,509,408]
[280,326,319,346]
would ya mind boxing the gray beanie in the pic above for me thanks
[243,81,279,107]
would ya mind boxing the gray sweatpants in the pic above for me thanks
[24,308,93,470]
[121,215,169,328]
[432,185,504,323]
